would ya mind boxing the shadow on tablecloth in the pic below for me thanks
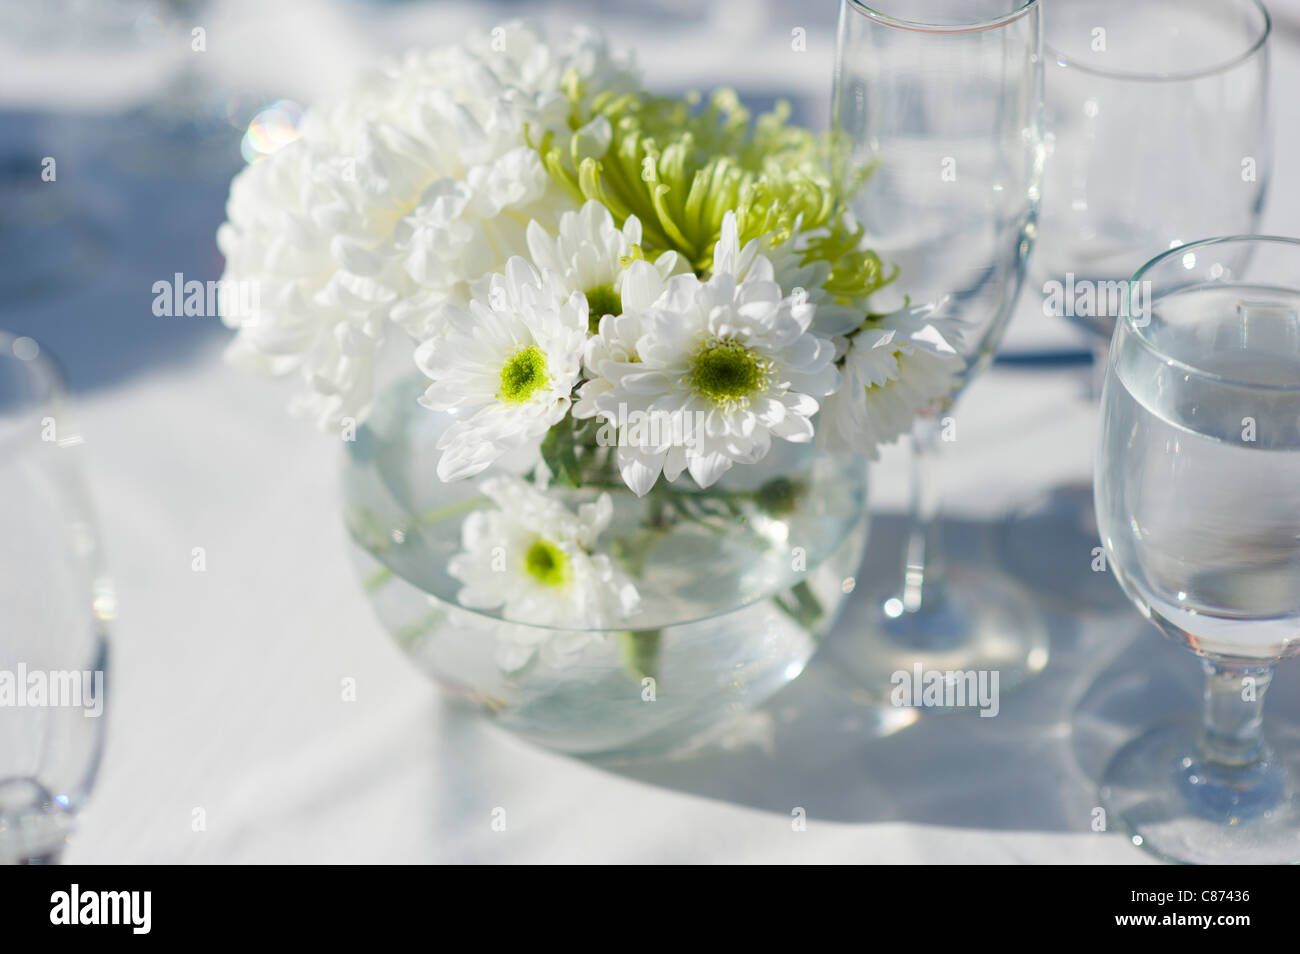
[594,510,1300,833]
[0,109,241,393]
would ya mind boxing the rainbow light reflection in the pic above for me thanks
[240,99,304,164]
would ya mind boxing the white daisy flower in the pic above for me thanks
[448,475,640,636]
[576,212,840,494]
[572,258,674,496]
[714,215,864,339]
[415,257,587,481]
[819,316,964,458]
[525,199,681,332]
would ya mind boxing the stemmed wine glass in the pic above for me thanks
[0,332,112,863]
[1096,236,1300,864]
[1000,0,1272,610]
[828,0,1048,691]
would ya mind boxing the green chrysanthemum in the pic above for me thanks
[532,84,893,311]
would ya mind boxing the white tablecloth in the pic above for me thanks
[5,0,1300,864]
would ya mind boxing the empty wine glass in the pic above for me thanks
[1096,236,1300,864]
[999,0,1271,611]
[1039,0,1270,346]
[828,0,1048,692]
[0,333,112,864]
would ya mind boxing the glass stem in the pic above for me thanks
[1199,659,1274,769]
[898,412,946,614]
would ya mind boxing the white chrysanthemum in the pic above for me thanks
[385,26,642,340]
[575,213,840,494]
[217,136,401,427]
[819,317,964,458]
[532,205,678,497]
[218,21,641,426]
[715,214,864,339]
[525,199,681,326]
[571,259,672,495]
[572,259,669,408]
[448,475,640,641]
[415,257,586,481]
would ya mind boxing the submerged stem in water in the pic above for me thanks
[618,629,663,682]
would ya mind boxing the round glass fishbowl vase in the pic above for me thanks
[343,377,869,758]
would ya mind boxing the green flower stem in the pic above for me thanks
[394,610,444,649]
[772,579,825,633]
[354,495,487,595]
[618,629,663,682]
[363,566,393,592]
[416,495,486,526]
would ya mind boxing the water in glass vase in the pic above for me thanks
[1097,284,1300,661]
[342,377,869,757]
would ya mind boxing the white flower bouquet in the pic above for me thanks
[217,21,959,752]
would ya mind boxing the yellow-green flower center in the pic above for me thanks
[498,345,549,404]
[584,284,622,334]
[523,538,569,587]
[690,338,768,407]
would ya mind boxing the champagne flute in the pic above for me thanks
[0,333,112,864]
[828,0,1048,692]
[999,0,1271,610]
[1096,236,1300,864]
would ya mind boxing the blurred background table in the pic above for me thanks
[4,0,1300,863]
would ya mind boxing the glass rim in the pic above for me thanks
[843,0,1039,34]
[1046,0,1270,83]
[0,330,68,453]
[1122,235,1300,392]
[354,497,867,636]
[0,330,66,400]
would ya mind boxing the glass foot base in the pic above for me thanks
[1102,718,1300,864]
[0,776,73,864]
[824,565,1050,707]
